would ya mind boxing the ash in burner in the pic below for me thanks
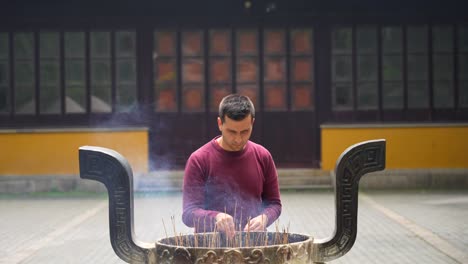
[158,232,309,249]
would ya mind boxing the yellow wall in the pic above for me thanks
[0,129,148,175]
[321,125,468,170]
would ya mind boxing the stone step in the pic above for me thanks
[135,169,332,192]
[2,169,467,193]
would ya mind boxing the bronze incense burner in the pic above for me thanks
[79,139,386,263]
[155,232,312,263]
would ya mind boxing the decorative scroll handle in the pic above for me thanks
[79,146,154,263]
[312,139,386,263]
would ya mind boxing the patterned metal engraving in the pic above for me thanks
[312,139,386,263]
[193,248,271,264]
[79,146,151,263]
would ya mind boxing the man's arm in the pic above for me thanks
[183,153,237,237]
[260,153,282,227]
[182,155,218,231]
[243,152,281,231]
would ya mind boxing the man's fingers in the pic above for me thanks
[243,217,266,231]
[215,216,235,238]
[226,223,235,238]
[243,221,259,231]
[250,223,261,231]
[220,221,235,238]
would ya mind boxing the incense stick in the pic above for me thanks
[162,218,168,242]
[162,215,294,248]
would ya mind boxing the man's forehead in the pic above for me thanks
[224,114,253,123]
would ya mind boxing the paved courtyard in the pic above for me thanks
[0,189,467,263]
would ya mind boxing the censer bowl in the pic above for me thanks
[155,232,313,264]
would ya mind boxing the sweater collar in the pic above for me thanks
[211,136,250,157]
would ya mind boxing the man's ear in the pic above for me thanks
[252,117,255,125]
[217,117,223,131]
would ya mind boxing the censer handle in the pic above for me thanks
[79,146,155,264]
[312,139,386,263]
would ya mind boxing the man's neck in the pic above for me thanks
[216,136,246,151]
[216,136,224,149]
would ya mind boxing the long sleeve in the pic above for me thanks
[182,153,218,231]
[260,152,282,227]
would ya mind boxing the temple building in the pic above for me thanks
[1,0,467,175]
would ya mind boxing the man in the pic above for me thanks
[182,94,281,238]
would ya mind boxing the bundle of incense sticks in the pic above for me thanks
[162,215,290,248]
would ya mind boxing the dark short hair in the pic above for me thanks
[218,94,255,123]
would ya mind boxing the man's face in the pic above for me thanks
[217,114,254,151]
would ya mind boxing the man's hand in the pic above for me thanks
[243,214,268,232]
[215,213,235,238]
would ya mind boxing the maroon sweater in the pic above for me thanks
[182,136,282,232]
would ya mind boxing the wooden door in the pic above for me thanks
[261,28,318,167]
[148,27,319,169]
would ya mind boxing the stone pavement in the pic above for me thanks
[0,189,467,264]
